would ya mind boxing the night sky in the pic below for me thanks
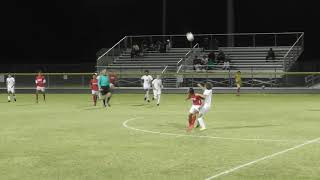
[1,0,319,64]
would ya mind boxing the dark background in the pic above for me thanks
[0,0,318,64]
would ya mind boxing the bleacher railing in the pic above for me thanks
[283,33,304,71]
[97,32,304,69]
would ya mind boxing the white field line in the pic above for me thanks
[205,137,320,180]
[122,118,302,143]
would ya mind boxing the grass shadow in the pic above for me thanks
[212,124,280,130]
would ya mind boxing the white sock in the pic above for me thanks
[157,94,161,104]
[197,117,206,128]
[8,96,10,101]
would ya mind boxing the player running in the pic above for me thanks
[6,74,16,102]
[35,71,46,103]
[90,73,99,106]
[235,71,242,96]
[196,82,213,131]
[141,70,153,102]
[98,69,111,108]
[152,75,163,106]
[186,88,203,132]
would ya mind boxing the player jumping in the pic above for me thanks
[235,71,242,96]
[6,73,16,102]
[196,82,213,131]
[141,70,153,102]
[186,88,203,132]
[90,73,99,106]
[152,75,163,106]
[35,71,46,103]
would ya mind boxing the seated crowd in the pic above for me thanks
[131,40,172,58]
[193,49,231,71]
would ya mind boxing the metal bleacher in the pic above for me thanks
[97,32,304,87]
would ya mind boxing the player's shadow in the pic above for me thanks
[83,107,102,111]
[130,104,146,107]
[159,122,185,130]
[15,103,37,106]
[212,124,280,130]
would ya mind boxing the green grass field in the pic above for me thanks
[0,93,320,180]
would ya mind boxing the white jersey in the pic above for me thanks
[6,77,15,88]
[141,75,153,88]
[152,79,162,90]
[203,89,213,107]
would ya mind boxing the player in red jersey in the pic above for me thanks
[107,71,117,106]
[185,88,203,131]
[108,71,117,89]
[35,71,46,103]
[90,73,99,106]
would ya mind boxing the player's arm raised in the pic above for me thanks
[197,83,206,90]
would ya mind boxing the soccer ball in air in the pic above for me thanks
[186,32,194,42]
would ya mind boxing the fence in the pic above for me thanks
[1,72,320,90]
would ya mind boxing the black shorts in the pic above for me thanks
[100,86,110,95]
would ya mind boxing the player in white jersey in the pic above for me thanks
[152,75,163,106]
[196,82,213,131]
[6,74,16,102]
[141,70,153,102]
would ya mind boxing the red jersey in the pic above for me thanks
[191,94,202,106]
[109,73,117,84]
[35,75,46,87]
[90,79,99,91]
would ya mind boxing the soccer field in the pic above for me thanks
[0,93,320,180]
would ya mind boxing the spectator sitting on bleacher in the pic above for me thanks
[207,51,216,70]
[201,55,208,71]
[131,43,140,58]
[222,56,231,70]
[216,50,226,64]
[149,42,156,51]
[193,56,202,72]
[266,48,276,62]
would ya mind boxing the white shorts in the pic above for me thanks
[153,89,161,95]
[110,83,115,88]
[143,85,151,91]
[199,105,211,115]
[189,105,201,114]
[7,87,15,93]
[36,86,45,92]
[91,90,99,95]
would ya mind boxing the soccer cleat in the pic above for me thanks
[147,100,150,103]
[8,100,10,102]
[144,97,146,101]
[14,99,16,102]
[200,127,207,131]
[107,103,111,107]
[152,97,154,100]
[157,104,159,106]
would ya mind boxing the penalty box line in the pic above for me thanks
[122,117,320,179]
[205,137,320,180]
